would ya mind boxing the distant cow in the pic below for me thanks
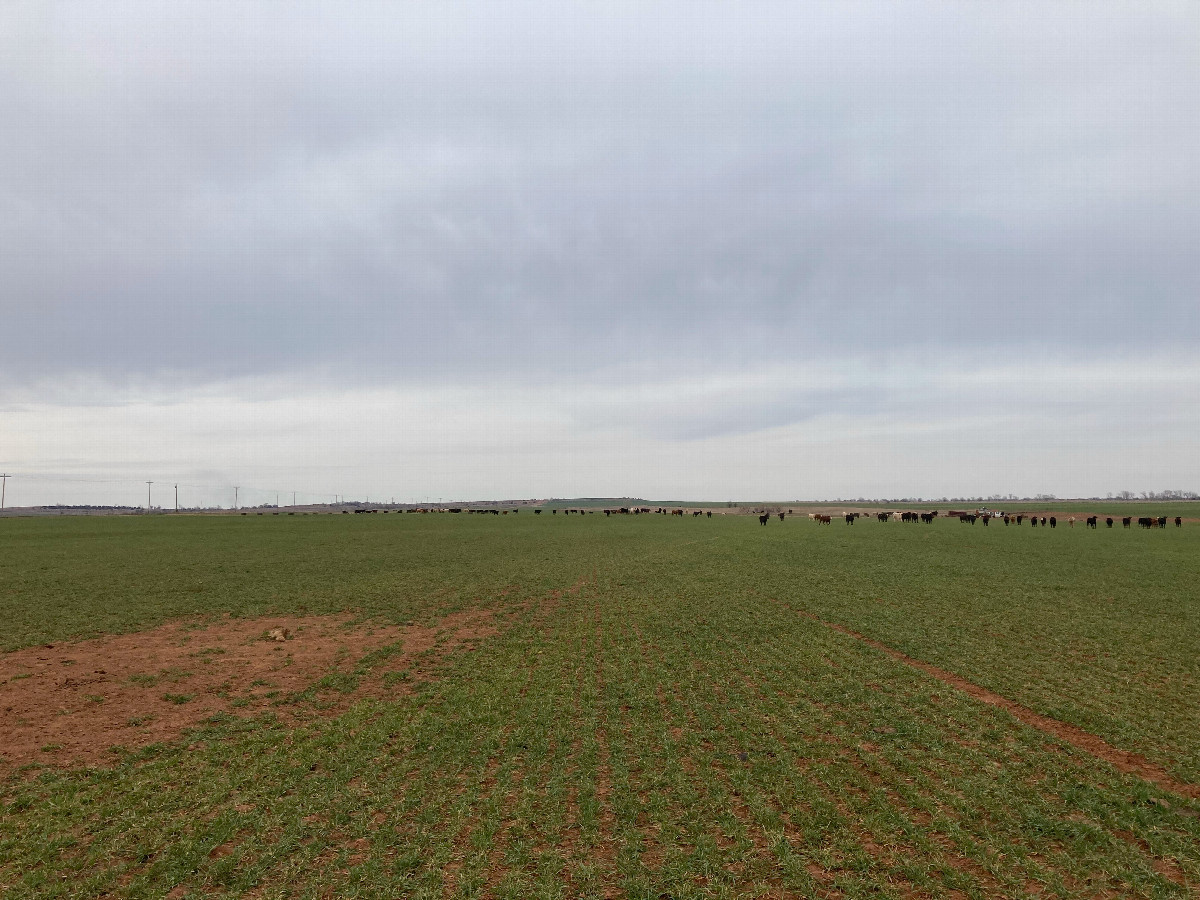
[845,514,854,524]
[817,515,832,525]
[877,512,890,523]
[1106,517,1113,528]
[1138,517,1153,529]
[1158,516,1168,528]
[1176,517,1182,527]
[1030,517,1038,527]
[1049,517,1056,528]
[1016,515,1024,525]
[1086,516,1097,528]
[778,512,785,521]
[1068,516,1075,527]
[1122,517,1131,528]
[534,509,542,514]
[759,514,769,525]
[706,511,712,518]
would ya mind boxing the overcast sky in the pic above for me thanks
[2,2,1198,507]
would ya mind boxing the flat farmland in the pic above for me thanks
[1,513,1198,898]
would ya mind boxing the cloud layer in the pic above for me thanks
[2,2,1198,502]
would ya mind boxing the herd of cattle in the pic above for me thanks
[792,510,1182,529]
[339,506,1185,528]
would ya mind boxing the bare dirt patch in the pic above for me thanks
[0,610,498,771]
[796,610,1200,801]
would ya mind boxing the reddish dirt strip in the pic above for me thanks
[795,610,1200,801]
[0,610,497,771]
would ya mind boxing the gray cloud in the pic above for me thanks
[2,2,1198,497]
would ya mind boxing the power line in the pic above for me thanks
[0,472,393,510]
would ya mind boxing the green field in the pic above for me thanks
[2,513,1198,898]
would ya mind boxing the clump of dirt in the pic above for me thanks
[0,610,498,771]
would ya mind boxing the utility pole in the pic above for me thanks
[0,474,11,510]
[293,491,296,507]
[146,481,153,510]
[175,484,178,512]
[234,486,239,510]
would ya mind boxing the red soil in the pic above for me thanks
[0,610,497,771]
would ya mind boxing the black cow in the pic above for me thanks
[706,511,712,518]
[759,514,770,525]
[1158,516,1168,528]
[1138,517,1153,528]
[1086,516,1097,529]
[1106,517,1113,528]
[1176,517,1183,527]
[1122,517,1131,528]
[1049,517,1056,528]
[845,514,854,524]
[778,512,785,521]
